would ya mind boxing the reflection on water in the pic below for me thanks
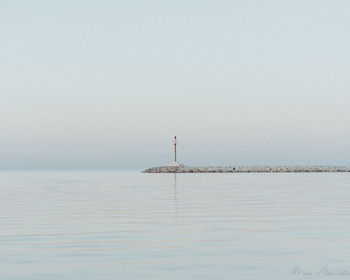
[173,174,177,224]
[173,173,177,202]
[0,171,350,280]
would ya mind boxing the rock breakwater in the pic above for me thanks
[143,166,350,173]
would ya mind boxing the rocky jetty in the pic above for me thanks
[143,166,350,173]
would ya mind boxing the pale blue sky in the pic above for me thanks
[1,0,350,169]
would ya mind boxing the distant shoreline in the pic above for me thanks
[143,166,350,173]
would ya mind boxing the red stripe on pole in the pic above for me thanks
[174,136,177,162]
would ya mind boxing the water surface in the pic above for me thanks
[1,171,349,279]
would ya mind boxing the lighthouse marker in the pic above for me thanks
[174,136,177,163]
[168,136,180,167]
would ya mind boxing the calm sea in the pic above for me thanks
[0,171,349,280]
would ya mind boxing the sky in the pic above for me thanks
[1,0,350,169]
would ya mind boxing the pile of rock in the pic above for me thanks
[143,166,350,173]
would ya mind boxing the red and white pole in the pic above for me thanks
[174,136,177,162]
